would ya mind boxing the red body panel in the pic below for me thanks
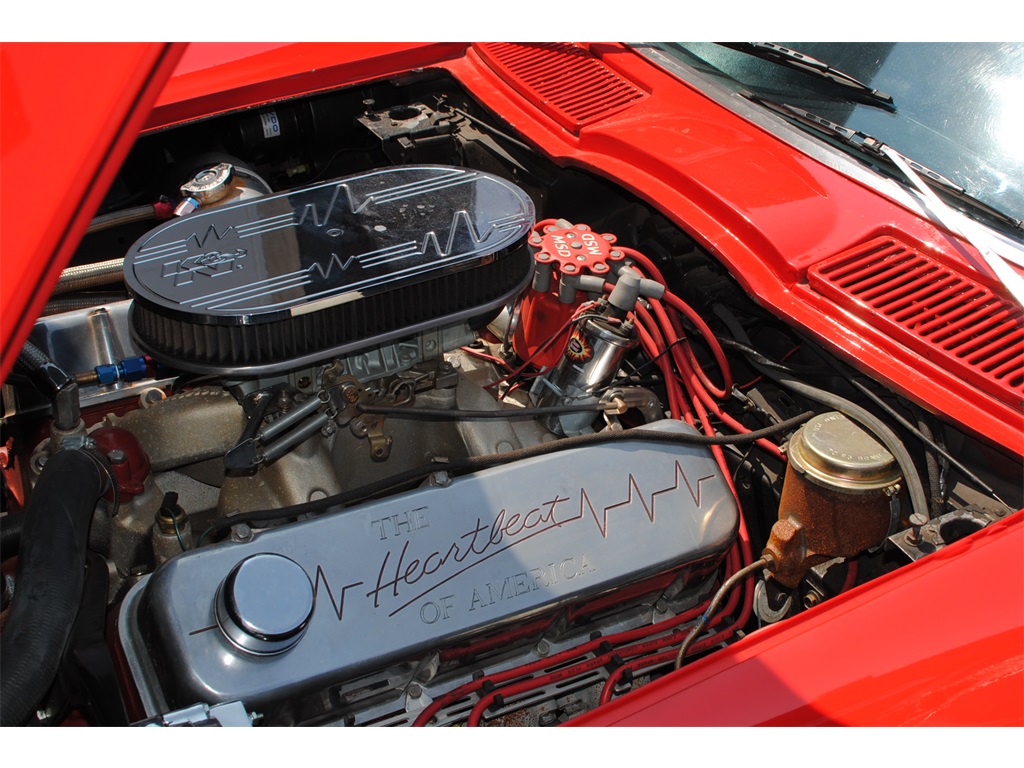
[148,42,469,131]
[0,43,185,381]
[2,41,1021,727]
[571,513,1024,726]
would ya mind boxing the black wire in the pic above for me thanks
[716,336,830,377]
[674,556,772,669]
[212,411,814,533]
[355,403,606,420]
[716,305,931,529]
[845,377,1006,507]
[306,146,371,184]
[731,442,758,487]
[171,374,221,395]
[798,331,1005,507]
[83,448,120,518]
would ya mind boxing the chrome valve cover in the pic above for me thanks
[119,421,737,723]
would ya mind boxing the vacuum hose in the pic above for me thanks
[0,448,109,726]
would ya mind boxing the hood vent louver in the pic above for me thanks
[474,43,647,134]
[808,236,1024,407]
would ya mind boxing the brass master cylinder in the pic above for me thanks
[765,412,902,589]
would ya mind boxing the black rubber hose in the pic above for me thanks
[912,405,946,519]
[0,449,108,727]
[848,377,1006,507]
[14,340,80,431]
[715,306,930,529]
[0,510,25,561]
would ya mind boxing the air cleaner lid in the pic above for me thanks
[123,166,535,375]
[124,165,534,326]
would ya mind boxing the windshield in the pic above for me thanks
[646,43,1024,227]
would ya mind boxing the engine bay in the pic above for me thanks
[1,69,1020,727]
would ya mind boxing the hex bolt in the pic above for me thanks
[407,683,423,699]
[535,639,551,657]
[107,448,127,465]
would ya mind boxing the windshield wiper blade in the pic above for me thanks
[720,42,896,110]
[747,96,1024,233]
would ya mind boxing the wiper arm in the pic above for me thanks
[720,42,895,110]
[746,95,1024,306]
[749,96,1024,234]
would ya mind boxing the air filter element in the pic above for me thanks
[124,166,535,375]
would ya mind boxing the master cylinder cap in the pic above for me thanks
[787,411,901,493]
[765,412,902,589]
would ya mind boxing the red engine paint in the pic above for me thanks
[90,427,151,502]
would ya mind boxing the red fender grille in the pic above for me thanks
[474,43,647,134]
[808,236,1024,407]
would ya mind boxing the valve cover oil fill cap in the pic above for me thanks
[216,553,314,656]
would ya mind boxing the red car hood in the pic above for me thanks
[0,43,184,381]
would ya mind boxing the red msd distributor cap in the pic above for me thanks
[513,220,625,369]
